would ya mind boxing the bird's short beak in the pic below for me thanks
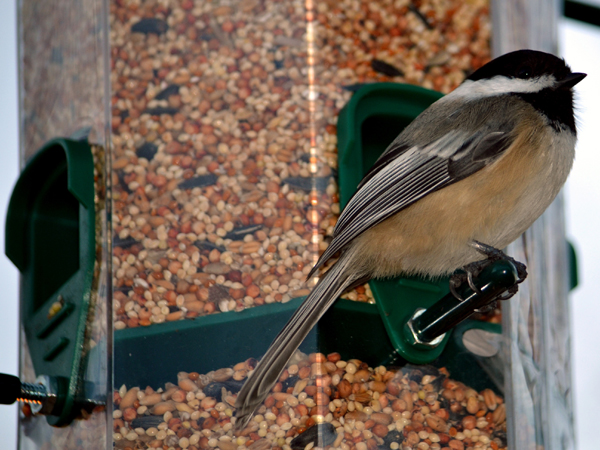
[557,72,587,89]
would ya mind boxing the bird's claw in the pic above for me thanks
[467,270,482,294]
[449,268,483,301]
[470,240,528,284]
[449,241,528,302]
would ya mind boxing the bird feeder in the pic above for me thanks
[3,1,576,449]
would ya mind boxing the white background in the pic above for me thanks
[0,5,599,450]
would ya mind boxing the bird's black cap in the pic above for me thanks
[467,49,583,87]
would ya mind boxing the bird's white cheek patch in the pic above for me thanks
[444,75,556,101]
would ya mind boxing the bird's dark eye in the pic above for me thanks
[517,66,532,79]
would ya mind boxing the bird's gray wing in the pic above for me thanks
[307,128,514,278]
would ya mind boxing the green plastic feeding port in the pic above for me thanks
[337,83,444,209]
[5,138,95,426]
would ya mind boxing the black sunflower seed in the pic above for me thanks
[145,106,179,116]
[290,423,337,450]
[155,85,180,100]
[408,4,433,30]
[371,59,404,77]
[131,18,168,35]
[202,382,227,401]
[113,236,140,249]
[194,241,226,253]
[283,176,331,192]
[224,224,263,240]
[131,415,164,429]
[178,174,218,190]
[202,380,245,400]
[136,142,158,160]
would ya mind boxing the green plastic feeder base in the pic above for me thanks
[114,297,499,393]
[114,298,397,389]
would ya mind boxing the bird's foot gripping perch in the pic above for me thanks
[449,240,528,304]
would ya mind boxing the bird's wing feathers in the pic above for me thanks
[449,131,514,179]
[307,127,515,278]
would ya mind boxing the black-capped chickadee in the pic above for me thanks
[234,49,586,427]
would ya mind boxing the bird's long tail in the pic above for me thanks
[234,250,361,429]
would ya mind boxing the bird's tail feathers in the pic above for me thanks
[234,250,360,429]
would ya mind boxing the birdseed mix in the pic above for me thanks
[110,0,492,329]
[113,352,507,450]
